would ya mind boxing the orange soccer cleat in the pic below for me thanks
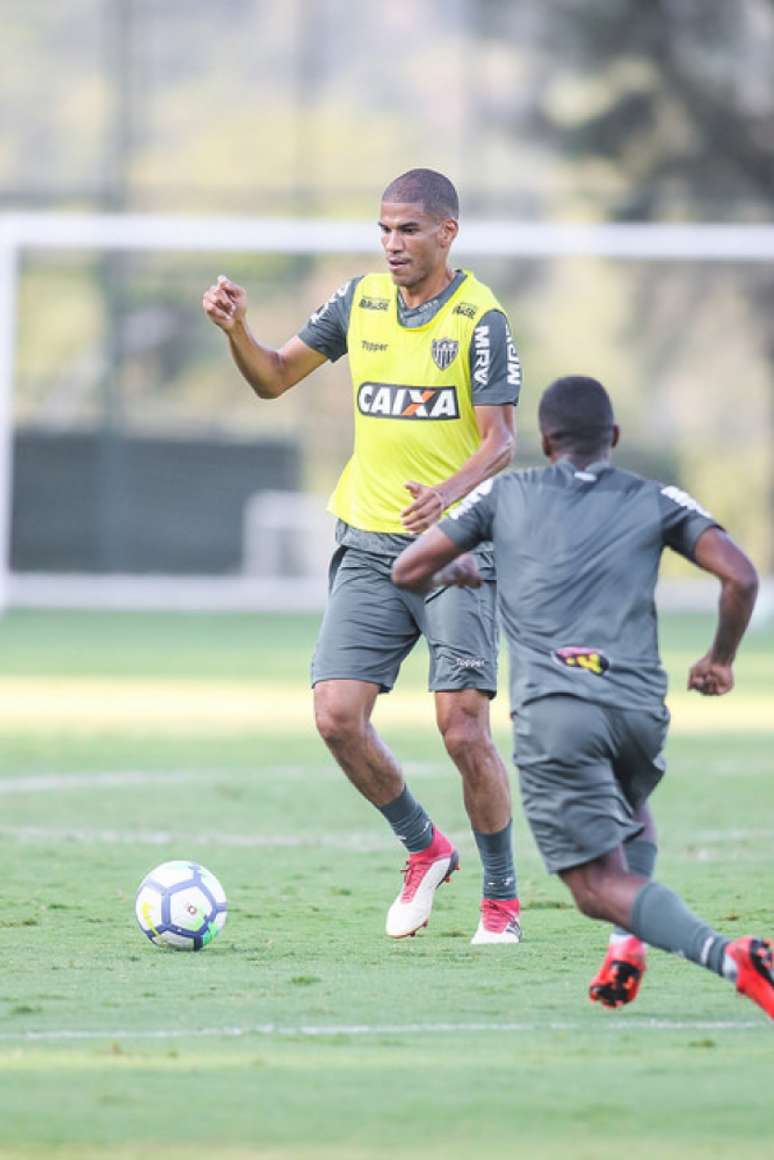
[589,935,647,1008]
[724,936,774,1020]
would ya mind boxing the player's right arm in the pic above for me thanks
[391,527,480,593]
[393,479,498,593]
[202,275,327,399]
[687,528,759,696]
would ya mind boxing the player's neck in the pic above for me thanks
[552,451,612,469]
[398,265,455,310]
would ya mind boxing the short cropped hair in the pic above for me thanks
[382,169,459,221]
[538,376,616,457]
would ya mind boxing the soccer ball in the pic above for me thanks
[135,860,227,951]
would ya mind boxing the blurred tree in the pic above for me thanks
[521,0,774,222]
[489,0,774,569]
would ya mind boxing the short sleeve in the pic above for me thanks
[438,478,497,550]
[468,310,522,406]
[297,276,362,363]
[658,484,722,560]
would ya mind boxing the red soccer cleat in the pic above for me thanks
[724,936,774,1020]
[470,897,522,945]
[589,936,647,1008]
[385,828,459,939]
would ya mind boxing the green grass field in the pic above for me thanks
[0,610,773,1159]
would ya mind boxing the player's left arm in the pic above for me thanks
[401,404,514,534]
[687,528,759,696]
[394,478,497,592]
[658,486,759,696]
[401,310,520,534]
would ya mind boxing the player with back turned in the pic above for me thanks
[392,375,774,1020]
[203,169,524,945]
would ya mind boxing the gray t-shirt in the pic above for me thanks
[300,271,520,570]
[439,458,720,712]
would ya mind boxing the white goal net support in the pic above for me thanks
[1,213,773,615]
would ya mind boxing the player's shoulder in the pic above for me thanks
[325,274,365,299]
[308,275,364,327]
[652,479,714,519]
[459,270,506,315]
[356,271,392,296]
[509,462,648,494]
[582,466,710,523]
[605,464,654,494]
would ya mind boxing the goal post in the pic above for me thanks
[1,212,773,613]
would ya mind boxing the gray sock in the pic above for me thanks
[630,881,729,976]
[378,786,433,853]
[473,821,517,900]
[613,837,657,938]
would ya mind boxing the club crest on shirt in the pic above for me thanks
[431,338,459,371]
[552,646,610,677]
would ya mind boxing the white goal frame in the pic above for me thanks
[1,212,773,612]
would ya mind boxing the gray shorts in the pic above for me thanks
[514,694,668,874]
[311,545,498,695]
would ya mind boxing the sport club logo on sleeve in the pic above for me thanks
[552,646,610,677]
[357,383,460,420]
[472,324,491,386]
[660,485,712,518]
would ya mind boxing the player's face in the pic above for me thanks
[378,201,456,290]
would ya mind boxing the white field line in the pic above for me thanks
[0,770,194,794]
[2,822,772,854]
[0,1019,764,1044]
[0,762,445,795]
[0,824,398,851]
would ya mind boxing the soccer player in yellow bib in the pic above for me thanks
[203,169,522,944]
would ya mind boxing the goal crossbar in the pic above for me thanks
[1,212,773,612]
[3,213,774,259]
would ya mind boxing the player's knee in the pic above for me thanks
[440,711,489,766]
[313,687,363,750]
[566,870,612,920]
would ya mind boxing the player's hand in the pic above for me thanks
[687,654,734,696]
[202,275,247,333]
[435,553,482,589]
[401,481,448,533]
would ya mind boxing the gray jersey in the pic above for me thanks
[439,459,720,712]
[298,272,521,407]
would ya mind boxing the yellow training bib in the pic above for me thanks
[328,271,504,533]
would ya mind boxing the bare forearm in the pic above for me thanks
[391,528,469,592]
[439,431,514,506]
[226,322,288,399]
[693,528,759,662]
[709,574,758,663]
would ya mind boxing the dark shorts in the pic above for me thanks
[311,545,498,695]
[514,694,668,874]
